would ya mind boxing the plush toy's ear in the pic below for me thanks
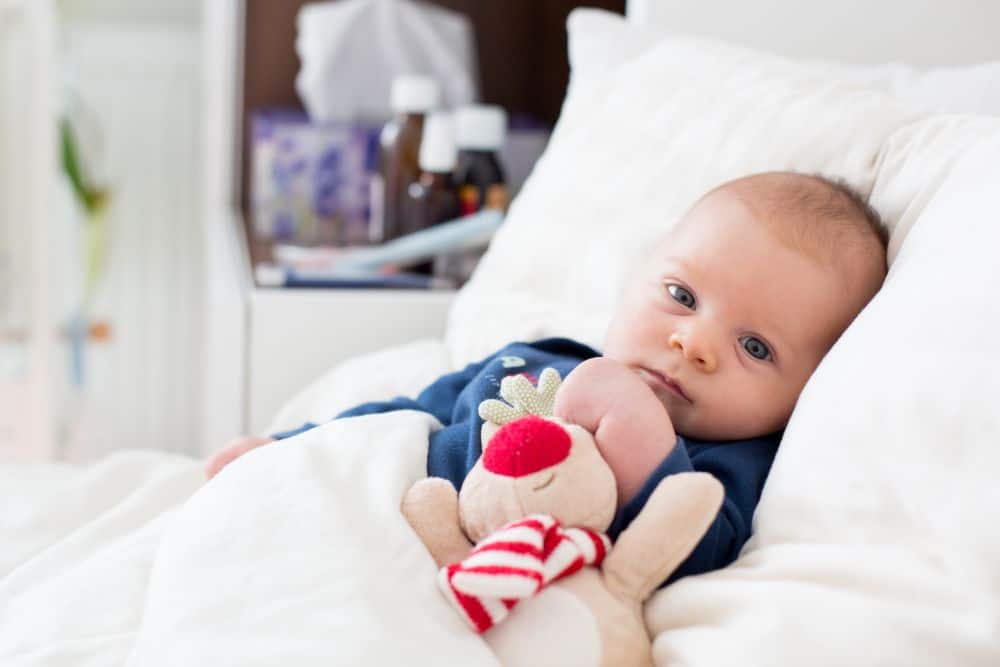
[478,368,562,450]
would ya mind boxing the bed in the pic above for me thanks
[3,2,1000,665]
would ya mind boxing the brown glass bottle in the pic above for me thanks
[403,112,460,274]
[378,113,424,242]
[376,76,439,242]
[406,171,460,235]
[404,111,460,235]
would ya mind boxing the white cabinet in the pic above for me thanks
[199,0,456,445]
[201,210,455,446]
[246,287,454,434]
[2,0,205,461]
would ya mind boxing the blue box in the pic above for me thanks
[251,109,381,246]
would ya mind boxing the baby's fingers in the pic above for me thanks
[204,447,240,480]
[204,436,274,480]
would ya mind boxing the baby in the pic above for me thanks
[206,171,887,583]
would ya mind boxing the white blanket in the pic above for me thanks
[0,411,499,666]
[6,11,1000,666]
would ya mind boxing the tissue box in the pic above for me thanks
[251,110,381,245]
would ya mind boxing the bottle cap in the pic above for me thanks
[390,75,440,114]
[419,112,457,173]
[454,105,507,150]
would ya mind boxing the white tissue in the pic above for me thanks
[295,0,479,123]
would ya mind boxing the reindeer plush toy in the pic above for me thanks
[402,369,724,667]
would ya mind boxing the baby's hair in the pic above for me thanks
[792,173,888,249]
[719,171,887,268]
[709,171,889,308]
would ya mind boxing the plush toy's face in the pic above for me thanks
[459,415,618,543]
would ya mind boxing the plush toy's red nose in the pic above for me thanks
[483,415,571,478]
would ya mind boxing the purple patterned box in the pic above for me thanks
[251,109,381,246]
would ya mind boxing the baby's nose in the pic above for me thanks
[483,416,571,477]
[669,331,718,373]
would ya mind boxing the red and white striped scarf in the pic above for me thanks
[439,514,611,633]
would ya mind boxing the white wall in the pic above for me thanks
[626,0,1000,66]
[56,12,204,459]
[0,0,58,461]
[59,0,200,26]
[0,1,207,461]
[199,0,250,454]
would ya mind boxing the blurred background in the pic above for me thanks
[0,0,624,463]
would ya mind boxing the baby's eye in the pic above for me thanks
[739,336,772,361]
[666,284,696,309]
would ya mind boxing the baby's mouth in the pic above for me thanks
[641,368,693,403]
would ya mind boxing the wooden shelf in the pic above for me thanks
[239,0,626,247]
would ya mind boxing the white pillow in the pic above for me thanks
[445,9,914,365]
[646,127,1000,667]
[829,61,1000,116]
[578,10,1000,118]
[443,9,1000,665]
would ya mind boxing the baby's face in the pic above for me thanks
[603,190,862,440]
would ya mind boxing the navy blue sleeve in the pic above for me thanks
[269,357,491,441]
[425,338,601,490]
[608,434,779,585]
[607,441,694,538]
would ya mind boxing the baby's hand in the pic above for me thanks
[204,435,276,480]
[554,358,677,506]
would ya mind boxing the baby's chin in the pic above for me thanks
[667,405,784,442]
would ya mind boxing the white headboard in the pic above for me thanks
[626,0,1000,66]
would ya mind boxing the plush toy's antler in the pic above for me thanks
[478,368,562,425]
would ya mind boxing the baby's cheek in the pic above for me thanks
[677,381,782,440]
[725,381,795,436]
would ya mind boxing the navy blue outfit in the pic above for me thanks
[273,337,780,584]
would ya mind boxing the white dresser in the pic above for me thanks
[202,207,455,445]
[245,286,454,434]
